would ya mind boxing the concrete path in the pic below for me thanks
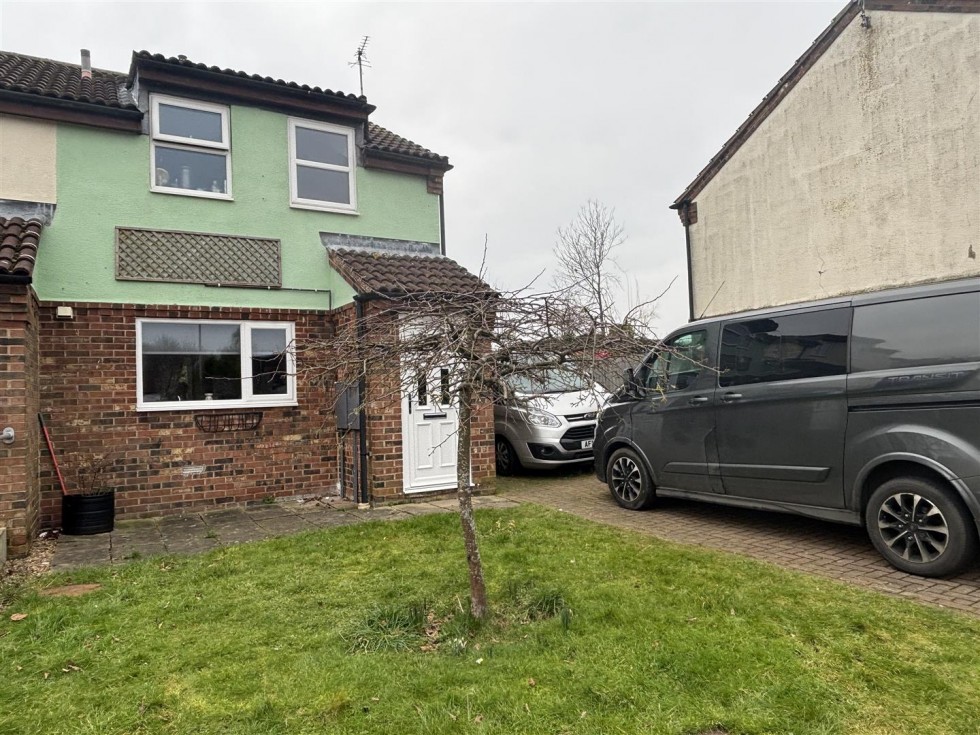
[50,495,519,571]
[499,468,980,618]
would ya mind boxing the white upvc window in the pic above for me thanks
[150,94,232,199]
[136,319,295,411]
[288,118,357,213]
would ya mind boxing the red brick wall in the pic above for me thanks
[34,299,496,527]
[38,303,338,526]
[355,301,496,503]
[0,284,41,556]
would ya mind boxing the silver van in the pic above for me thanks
[495,368,608,474]
[594,278,980,577]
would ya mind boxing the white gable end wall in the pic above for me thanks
[688,10,980,319]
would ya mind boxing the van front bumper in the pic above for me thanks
[508,422,597,470]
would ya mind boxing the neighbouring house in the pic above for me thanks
[0,49,494,558]
[671,0,980,321]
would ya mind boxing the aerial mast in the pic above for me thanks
[350,36,371,97]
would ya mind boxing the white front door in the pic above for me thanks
[402,366,459,492]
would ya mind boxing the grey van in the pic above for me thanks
[594,278,980,577]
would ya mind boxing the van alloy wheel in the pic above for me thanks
[611,455,642,503]
[876,492,949,564]
[606,448,655,510]
[866,476,978,577]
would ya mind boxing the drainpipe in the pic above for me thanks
[671,199,696,323]
[354,294,370,507]
[683,219,695,322]
[439,192,447,256]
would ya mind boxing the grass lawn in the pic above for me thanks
[1,505,978,735]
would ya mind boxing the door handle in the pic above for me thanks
[721,392,743,403]
[688,396,709,405]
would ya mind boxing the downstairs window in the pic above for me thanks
[136,319,295,410]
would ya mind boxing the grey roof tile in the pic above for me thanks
[0,50,449,166]
[0,50,135,108]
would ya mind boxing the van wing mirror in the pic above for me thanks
[623,367,641,396]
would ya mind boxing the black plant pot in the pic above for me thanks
[62,491,115,535]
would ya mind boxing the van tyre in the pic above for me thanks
[607,448,656,510]
[866,477,978,577]
[495,436,520,476]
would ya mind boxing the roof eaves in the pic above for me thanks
[130,51,376,119]
[670,0,862,209]
[671,0,980,210]
[361,145,453,172]
[0,87,143,131]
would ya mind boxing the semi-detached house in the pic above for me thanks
[0,49,494,558]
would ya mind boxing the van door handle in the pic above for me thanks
[721,392,743,403]
[688,396,709,405]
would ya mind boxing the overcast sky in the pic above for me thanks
[1,0,843,332]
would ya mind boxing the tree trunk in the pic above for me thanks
[456,382,489,620]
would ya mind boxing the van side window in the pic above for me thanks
[643,330,707,393]
[720,309,849,387]
[851,292,980,372]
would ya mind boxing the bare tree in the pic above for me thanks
[553,200,626,328]
[300,277,660,620]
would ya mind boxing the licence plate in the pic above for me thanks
[581,439,594,450]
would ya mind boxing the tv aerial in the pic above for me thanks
[350,36,371,97]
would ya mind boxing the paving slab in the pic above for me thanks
[305,513,361,529]
[109,526,163,546]
[289,499,350,514]
[111,537,167,561]
[252,515,317,536]
[158,517,210,534]
[242,505,294,519]
[164,538,221,556]
[358,507,414,521]
[203,509,252,523]
[49,536,111,570]
[395,503,450,517]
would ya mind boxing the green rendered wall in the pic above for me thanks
[35,106,442,310]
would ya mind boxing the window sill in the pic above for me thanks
[150,186,234,201]
[289,201,358,215]
[137,399,297,412]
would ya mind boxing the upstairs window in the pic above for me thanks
[288,118,356,213]
[150,95,231,199]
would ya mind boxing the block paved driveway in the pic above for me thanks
[499,468,980,618]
